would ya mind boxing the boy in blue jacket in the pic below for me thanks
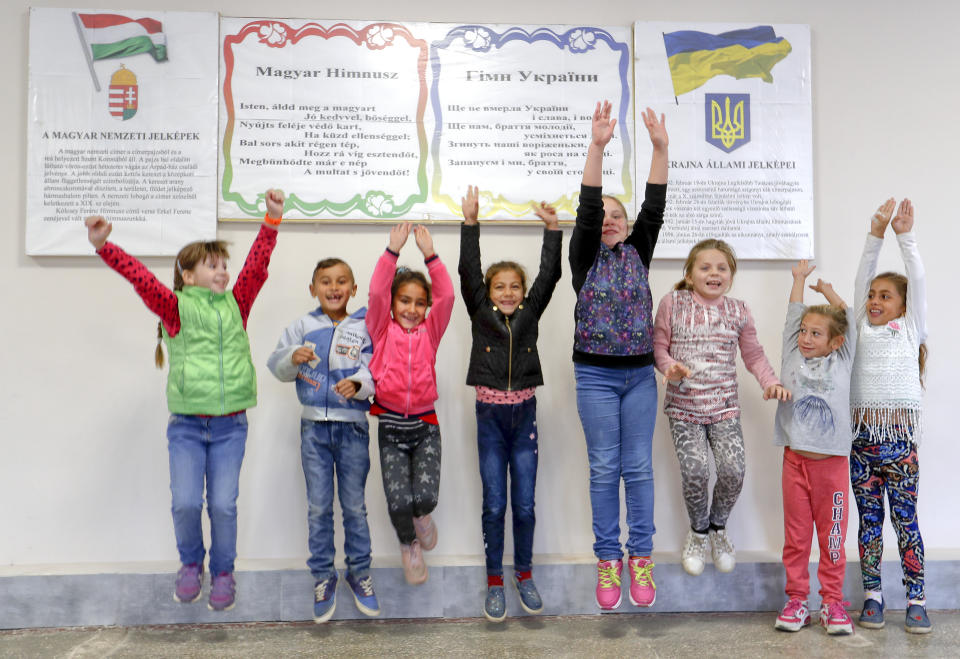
[267,258,377,623]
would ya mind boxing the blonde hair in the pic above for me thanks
[803,305,848,341]
[155,240,231,368]
[872,271,928,385]
[674,239,738,291]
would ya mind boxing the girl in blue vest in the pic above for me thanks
[85,189,284,612]
[569,101,667,611]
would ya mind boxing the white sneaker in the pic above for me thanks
[681,530,709,576]
[709,528,736,573]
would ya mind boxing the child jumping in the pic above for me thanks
[772,261,857,635]
[653,238,786,577]
[267,257,378,623]
[85,189,284,612]
[850,198,931,634]
[569,101,667,611]
[459,185,562,621]
[367,222,454,584]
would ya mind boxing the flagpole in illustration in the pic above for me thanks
[73,11,100,91]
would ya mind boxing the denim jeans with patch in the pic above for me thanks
[167,412,248,575]
[301,419,373,581]
[574,363,658,560]
[476,397,538,576]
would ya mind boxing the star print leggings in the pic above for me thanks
[377,414,442,545]
[850,430,925,600]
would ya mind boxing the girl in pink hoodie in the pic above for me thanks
[366,222,454,584]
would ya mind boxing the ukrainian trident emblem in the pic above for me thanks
[108,65,138,120]
[705,93,750,152]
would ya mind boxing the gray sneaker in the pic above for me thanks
[905,604,932,634]
[484,585,506,622]
[513,576,543,614]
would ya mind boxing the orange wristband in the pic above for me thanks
[264,212,282,226]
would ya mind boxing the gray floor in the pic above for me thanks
[1,611,957,658]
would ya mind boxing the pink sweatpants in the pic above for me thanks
[781,447,849,602]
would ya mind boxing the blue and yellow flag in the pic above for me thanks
[663,26,791,97]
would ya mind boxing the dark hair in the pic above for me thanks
[391,267,432,306]
[674,238,738,291]
[803,305,848,341]
[872,271,927,385]
[312,257,355,283]
[484,261,527,296]
[155,240,231,368]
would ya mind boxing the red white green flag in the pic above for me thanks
[76,13,168,62]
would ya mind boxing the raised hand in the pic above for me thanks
[388,222,411,252]
[414,224,435,258]
[85,215,112,250]
[461,185,479,225]
[892,198,914,234]
[265,188,285,220]
[532,201,559,230]
[763,384,792,401]
[808,278,832,295]
[641,107,668,150]
[791,259,815,280]
[591,100,617,148]
[870,198,895,238]
[663,361,692,383]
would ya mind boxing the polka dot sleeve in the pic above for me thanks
[97,242,180,335]
[232,224,278,327]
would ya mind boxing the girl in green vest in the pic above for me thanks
[85,189,284,612]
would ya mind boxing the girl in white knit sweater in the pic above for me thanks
[849,198,930,634]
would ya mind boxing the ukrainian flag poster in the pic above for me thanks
[634,22,812,260]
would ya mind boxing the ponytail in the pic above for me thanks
[155,322,165,368]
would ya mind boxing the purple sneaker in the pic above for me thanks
[208,572,236,611]
[174,563,203,603]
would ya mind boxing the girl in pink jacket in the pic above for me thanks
[366,222,454,585]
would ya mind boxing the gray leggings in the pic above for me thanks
[378,419,442,545]
[668,417,745,531]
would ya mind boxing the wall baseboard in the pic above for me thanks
[3,560,956,629]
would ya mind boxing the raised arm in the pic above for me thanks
[641,107,668,185]
[233,189,284,324]
[789,260,814,303]
[458,186,487,316]
[582,100,615,187]
[367,226,407,341]
[892,198,927,340]
[809,278,846,308]
[525,202,563,318]
[855,198,894,320]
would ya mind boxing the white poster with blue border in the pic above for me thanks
[634,22,813,260]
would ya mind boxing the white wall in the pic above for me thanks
[3,0,957,574]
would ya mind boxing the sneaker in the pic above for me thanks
[312,574,337,623]
[819,600,854,635]
[775,598,811,632]
[858,598,885,629]
[595,559,623,610]
[681,530,709,576]
[905,603,932,634]
[208,572,236,611]
[173,563,203,603]
[401,540,428,585]
[413,514,438,551]
[627,557,656,607]
[484,585,507,622]
[709,528,736,573]
[346,572,380,617]
[513,576,544,614]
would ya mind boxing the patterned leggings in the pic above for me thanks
[668,417,745,531]
[378,418,442,545]
[850,433,924,600]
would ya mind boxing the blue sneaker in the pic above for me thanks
[905,604,932,634]
[346,572,380,617]
[313,574,338,623]
[858,598,885,629]
[513,575,543,614]
[484,585,506,622]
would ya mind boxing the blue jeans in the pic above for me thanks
[167,413,248,575]
[476,397,538,576]
[301,419,373,581]
[574,363,657,560]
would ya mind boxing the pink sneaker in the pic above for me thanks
[819,600,853,635]
[413,514,438,551]
[401,540,428,585]
[775,598,811,631]
[595,559,623,610]
[628,557,656,607]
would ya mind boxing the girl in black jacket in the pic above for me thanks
[458,185,562,622]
